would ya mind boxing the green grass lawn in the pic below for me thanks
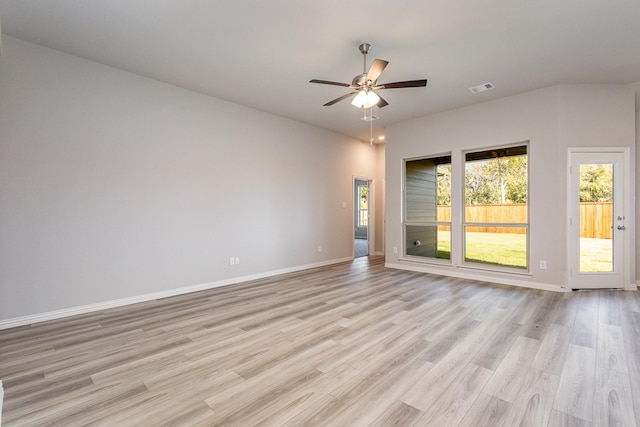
[436,231,526,269]
[436,231,611,271]
[436,232,451,260]
[580,237,613,272]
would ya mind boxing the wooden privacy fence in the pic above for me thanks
[579,202,613,239]
[436,202,613,239]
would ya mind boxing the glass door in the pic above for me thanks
[568,151,625,289]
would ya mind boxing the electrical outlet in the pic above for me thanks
[539,260,547,269]
[393,247,398,254]
[317,245,322,252]
[229,257,235,265]
[235,257,240,265]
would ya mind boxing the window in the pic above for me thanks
[357,184,368,227]
[404,155,451,260]
[464,145,528,270]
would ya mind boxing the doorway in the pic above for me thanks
[568,149,629,289]
[355,178,370,258]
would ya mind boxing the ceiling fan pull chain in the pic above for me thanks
[370,107,373,146]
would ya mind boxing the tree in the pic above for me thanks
[359,185,368,207]
[465,155,527,205]
[503,156,527,203]
[579,164,612,202]
[437,164,451,205]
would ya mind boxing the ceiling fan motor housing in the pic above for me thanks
[352,73,367,87]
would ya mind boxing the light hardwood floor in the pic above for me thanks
[1,257,639,426]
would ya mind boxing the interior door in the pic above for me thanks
[568,151,626,289]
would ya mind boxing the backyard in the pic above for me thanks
[437,231,612,271]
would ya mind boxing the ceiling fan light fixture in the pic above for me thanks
[365,91,380,108]
[351,89,380,109]
[351,90,367,108]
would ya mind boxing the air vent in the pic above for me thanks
[469,82,495,94]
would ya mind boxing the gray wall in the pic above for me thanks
[0,37,382,322]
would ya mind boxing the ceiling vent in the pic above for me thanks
[469,82,495,94]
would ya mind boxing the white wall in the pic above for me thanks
[0,37,381,323]
[635,83,640,286]
[385,84,636,291]
[375,143,385,255]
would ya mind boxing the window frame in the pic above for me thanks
[402,153,452,263]
[462,143,530,272]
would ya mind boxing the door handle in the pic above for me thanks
[617,225,626,230]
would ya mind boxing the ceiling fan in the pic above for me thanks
[310,43,428,109]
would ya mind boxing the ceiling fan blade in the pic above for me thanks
[365,59,389,84]
[376,94,389,108]
[323,92,357,106]
[309,79,351,87]
[378,79,428,89]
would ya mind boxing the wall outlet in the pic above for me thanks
[234,257,240,265]
[229,257,235,265]
[317,245,322,252]
[393,247,398,254]
[539,260,547,269]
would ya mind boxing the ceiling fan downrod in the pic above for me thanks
[359,43,371,74]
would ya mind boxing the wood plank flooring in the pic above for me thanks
[1,256,639,426]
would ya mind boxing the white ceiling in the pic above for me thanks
[1,1,640,142]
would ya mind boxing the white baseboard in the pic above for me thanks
[385,261,570,293]
[0,257,353,330]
